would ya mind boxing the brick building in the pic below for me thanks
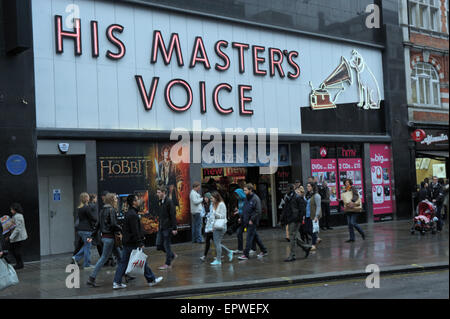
[400,0,449,189]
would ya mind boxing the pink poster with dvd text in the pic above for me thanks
[311,159,338,206]
[338,158,364,203]
[370,144,394,216]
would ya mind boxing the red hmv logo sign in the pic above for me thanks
[54,15,301,116]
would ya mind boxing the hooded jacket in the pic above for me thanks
[242,193,262,226]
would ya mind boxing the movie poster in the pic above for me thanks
[97,141,191,236]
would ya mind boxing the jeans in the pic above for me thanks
[91,237,115,279]
[288,222,311,258]
[347,213,365,241]
[73,231,92,267]
[243,223,266,257]
[213,229,232,260]
[192,213,203,243]
[305,218,318,245]
[203,232,214,257]
[156,229,175,265]
[236,223,256,251]
[113,246,156,284]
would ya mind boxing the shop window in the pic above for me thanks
[409,0,441,32]
[411,63,441,107]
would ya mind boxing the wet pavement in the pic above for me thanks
[0,220,448,299]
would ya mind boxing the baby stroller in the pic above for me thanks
[411,200,438,235]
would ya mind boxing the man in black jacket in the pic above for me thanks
[281,185,312,262]
[238,184,268,260]
[430,176,444,231]
[155,186,178,270]
[112,194,162,289]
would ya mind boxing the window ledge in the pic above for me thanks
[409,27,449,39]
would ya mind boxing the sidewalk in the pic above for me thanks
[0,220,448,299]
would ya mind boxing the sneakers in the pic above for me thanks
[87,276,98,288]
[238,255,249,260]
[249,249,256,255]
[210,259,222,265]
[83,265,94,270]
[158,264,172,270]
[171,253,178,264]
[71,256,79,266]
[234,250,243,254]
[149,276,163,287]
[316,238,322,245]
[113,282,127,289]
[200,256,206,262]
[257,251,268,258]
[303,247,312,259]
[228,251,233,262]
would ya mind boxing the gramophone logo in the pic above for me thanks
[309,50,381,110]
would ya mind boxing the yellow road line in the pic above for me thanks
[179,269,449,299]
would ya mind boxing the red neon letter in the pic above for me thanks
[287,51,300,79]
[55,15,82,55]
[106,24,126,60]
[151,31,184,66]
[215,40,230,71]
[91,21,99,58]
[232,42,249,74]
[165,79,193,112]
[190,37,211,69]
[135,76,159,111]
[269,48,285,78]
[239,85,253,116]
[200,81,207,114]
[213,83,233,114]
[252,45,267,76]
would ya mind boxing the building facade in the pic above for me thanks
[399,0,449,190]
[1,0,411,262]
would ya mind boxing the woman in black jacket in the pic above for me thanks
[72,193,97,269]
[87,193,121,287]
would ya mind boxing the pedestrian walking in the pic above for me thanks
[442,179,449,222]
[340,179,365,242]
[200,193,214,262]
[305,183,322,251]
[210,191,233,265]
[89,193,104,258]
[155,186,178,270]
[113,194,162,289]
[280,185,312,262]
[72,193,97,269]
[238,184,268,260]
[5,203,28,270]
[430,176,444,231]
[190,182,204,243]
[86,193,122,287]
[201,192,212,236]
[232,186,254,254]
[319,181,333,230]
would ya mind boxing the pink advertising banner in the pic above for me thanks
[370,144,394,216]
[338,158,364,203]
[311,159,338,205]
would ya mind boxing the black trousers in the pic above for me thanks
[321,202,331,228]
[10,240,24,267]
[203,232,214,257]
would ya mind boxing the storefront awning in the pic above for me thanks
[416,151,449,158]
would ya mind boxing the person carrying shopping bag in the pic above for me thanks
[340,179,366,242]
[6,203,28,270]
[210,191,233,265]
[112,194,163,289]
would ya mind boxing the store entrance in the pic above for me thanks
[201,167,276,227]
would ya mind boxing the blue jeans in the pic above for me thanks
[347,214,365,240]
[73,231,92,267]
[113,246,156,284]
[243,223,267,257]
[156,229,175,266]
[90,237,116,279]
[213,229,232,260]
[236,223,256,251]
[191,213,203,243]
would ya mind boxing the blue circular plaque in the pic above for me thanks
[6,154,27,176]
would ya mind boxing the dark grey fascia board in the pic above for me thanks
[118,0,385,50]
[408,122,450,129]
[37,128,391,143]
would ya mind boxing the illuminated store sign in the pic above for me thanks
[54,15,301,116]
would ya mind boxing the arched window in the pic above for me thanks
[411,62,440,107]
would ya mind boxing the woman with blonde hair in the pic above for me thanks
[72,192,97,269]
[210,191,233,265]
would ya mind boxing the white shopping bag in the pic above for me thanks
[0,258,19,291]
[125,248,147,275]
[313,220,320,234]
